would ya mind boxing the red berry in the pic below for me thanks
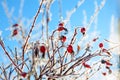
[67,45,73,53]
[60,36,66,42]
[12,29,18,36]
[13,24,18,27]
[102,72,106,76]
[40,45,46,53]
[21,72,27,78]
[59,22,64,27]
[57,27,65,31]
[80,27,86,34]
[99,43,103,48]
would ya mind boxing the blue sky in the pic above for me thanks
[0,0,119,80]
[0,0,118,53]
[0,0,118,41]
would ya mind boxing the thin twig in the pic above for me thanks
[22,0,44,69]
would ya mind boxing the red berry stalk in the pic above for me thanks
[59,22,64,27]
[60,35,66,42]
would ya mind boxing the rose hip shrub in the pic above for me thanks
[0,0,119,80]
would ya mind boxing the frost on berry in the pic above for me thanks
[57,24,68,34]
[60,35,66,42]
[12,24,19,27]
[58,27,65,31]
[59,22,64,27]
[39,45,46,58]
[12,29,18,36]
[80,27,86,35]
[21,72,27,78]
[67,45,73,53]
[99,43,103,48]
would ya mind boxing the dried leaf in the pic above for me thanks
[59,22,64,27]
[77,45,80,51]
[60,35,66,42]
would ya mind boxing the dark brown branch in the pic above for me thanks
[0,40,22,73]
[22,0,44,69]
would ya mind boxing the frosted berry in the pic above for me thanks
[21,72,27,78]
[80,27,86,35]
[67,45,73,53]
[59,22,64,27]
[60,36,66,42]
[99,43,103,48]
[13,24,18,27]
[40,45,46,58]
[57,27,65,31]
[12,29,18,36]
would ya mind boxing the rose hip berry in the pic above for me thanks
[13,24,19,27]
[59,22,64,27]
[40,45,46,58]
[99,43,103,48]
[40,46,46,53]
[57,27,65,31]
[12,29,18,36]
[21,72,27,78]
[67,45,73,53]
[60,36,66,42]
[80,27,86,35]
